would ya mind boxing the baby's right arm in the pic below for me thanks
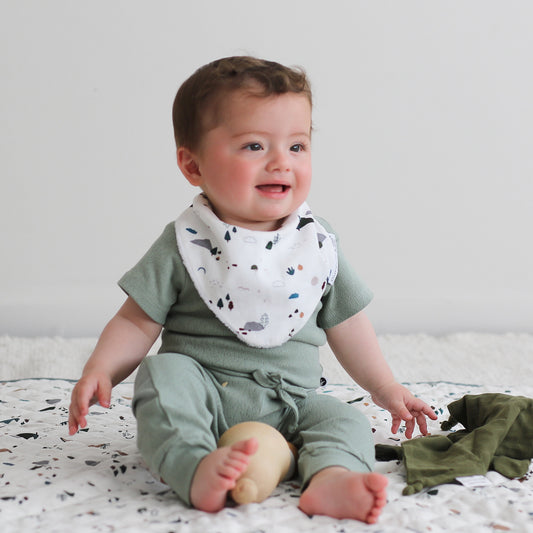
[68,296,162,435]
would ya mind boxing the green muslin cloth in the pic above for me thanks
[375,393,533,495]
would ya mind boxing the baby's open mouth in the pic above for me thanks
[256,184,290,193]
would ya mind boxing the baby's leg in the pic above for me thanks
[133,354,233,506]
[293,393,384,522]
[190,438,259,512]
[299,467,388,524]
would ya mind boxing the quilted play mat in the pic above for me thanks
[2,333,533,532]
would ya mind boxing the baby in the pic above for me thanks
[69,56,436,524]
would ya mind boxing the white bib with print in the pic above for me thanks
[175,194,338,348]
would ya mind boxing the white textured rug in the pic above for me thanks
[2,332,532,387]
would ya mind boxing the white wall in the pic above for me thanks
[1,1,532,336]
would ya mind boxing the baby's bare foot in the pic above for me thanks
[299,467,388,524]
[190,438,258,512]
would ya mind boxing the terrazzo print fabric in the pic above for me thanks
[2,379,533,533]
[175,194,338,348]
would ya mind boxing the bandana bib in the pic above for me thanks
[175,194,338,348]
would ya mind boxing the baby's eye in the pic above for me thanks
[290,143,306,153]
[244,143,263,151]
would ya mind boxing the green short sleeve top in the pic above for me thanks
[119,217,372,388]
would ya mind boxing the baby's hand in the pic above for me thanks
[68,373,112,435]
[371,382,437,439]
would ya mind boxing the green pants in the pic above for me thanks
[132,352,374,505]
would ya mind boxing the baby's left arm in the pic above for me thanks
[326,311,437,438]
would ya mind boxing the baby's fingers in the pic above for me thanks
[68,404,87,435]
[69,389,91,435]
[68,377,110,435]
[415,411,431,436]
[416,409,437,435]
[78,376,112,409]
[410,398,437,420]
[404,416,417,439]
[390,414,405,434]
[96,380,112,409]
[424,403,438,420]
[405,406,437,438]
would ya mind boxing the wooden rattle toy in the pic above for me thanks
[218,421,297,504]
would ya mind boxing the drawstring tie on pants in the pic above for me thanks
[251,370,308,433]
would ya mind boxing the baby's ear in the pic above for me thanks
[177,147,202,186]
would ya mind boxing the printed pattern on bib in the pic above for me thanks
[175,195,338,348]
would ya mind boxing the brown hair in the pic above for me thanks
[172,56,312,151]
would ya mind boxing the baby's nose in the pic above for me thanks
[266,149,290,173]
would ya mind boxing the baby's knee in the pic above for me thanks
[305,394,372,435]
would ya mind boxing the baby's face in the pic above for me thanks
[192,90,312,231]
